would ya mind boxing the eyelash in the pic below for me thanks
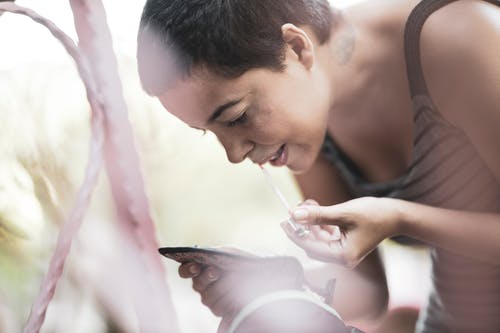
[227,112,248,128]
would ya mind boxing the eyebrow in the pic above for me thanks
[207,98,244,124]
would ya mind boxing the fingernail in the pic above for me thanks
[189,264,200,274]
[293,209,309,220]
[331,226,341,241]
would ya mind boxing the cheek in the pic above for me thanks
[248,115,283,143]
[248,85,329,146]
[251,105,324,147]
[244,102,288,143]
[280,84,328,130]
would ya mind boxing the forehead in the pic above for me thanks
[158,69,246,127]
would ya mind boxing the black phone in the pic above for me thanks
[158,246,262,268]
[158,246,303,274]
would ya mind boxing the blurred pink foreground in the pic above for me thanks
[0,1,179,332]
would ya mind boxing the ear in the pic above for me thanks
[281,23,315,70]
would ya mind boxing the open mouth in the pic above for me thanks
[269,144,287,166]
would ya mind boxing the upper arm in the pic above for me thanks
[420,0,500,181]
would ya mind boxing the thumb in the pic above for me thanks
[291,204,344,226]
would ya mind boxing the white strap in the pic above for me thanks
[227,290,343,333]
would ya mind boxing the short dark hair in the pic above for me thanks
[137,0,334,95]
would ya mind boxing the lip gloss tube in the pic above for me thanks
[259,165,310,238]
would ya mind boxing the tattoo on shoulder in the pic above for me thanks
[333,23,356,66]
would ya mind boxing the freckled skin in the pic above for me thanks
[159,57,331,171]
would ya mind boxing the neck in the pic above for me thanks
[330,10,357,67]
[321,4,415,173]
[325,7,409,121]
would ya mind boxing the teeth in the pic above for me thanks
[269,145,284,162]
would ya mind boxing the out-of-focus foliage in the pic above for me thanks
[0,6,302,332]
[0,1,430,332]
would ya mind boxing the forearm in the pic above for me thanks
[395,198,500,264]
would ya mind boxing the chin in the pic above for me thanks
[287,159,312,174]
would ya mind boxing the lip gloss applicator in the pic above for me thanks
[259,165,310,238]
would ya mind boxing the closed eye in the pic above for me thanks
[227,112,248,128]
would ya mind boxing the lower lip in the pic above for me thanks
[270,145,288,167]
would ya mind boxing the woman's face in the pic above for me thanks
[158,51,331,173]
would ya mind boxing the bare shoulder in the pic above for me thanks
[418,0,500,124]
[417,0,500,180]
[421,0,499,49]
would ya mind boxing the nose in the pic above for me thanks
[217,134,254,164]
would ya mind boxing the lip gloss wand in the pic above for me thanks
[259,165,310,238]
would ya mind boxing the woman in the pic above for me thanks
[137,0,500,332]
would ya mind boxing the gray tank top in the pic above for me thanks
[321,0,500,332]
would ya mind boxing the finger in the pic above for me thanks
[193,266,221,292]
[298,199,319,207]
[203,272,250,318]
[291,199,319,216]
[281,221,345,263]
[301,237,345,263]
[202,276,236,317]
[311,225,343,243]
[291,205,345,226]
[282,220,323,248]
[201,284,227,316]
[281,220,316,243]
[179,262,202,278]
[331,225,342,241]
[321,225,342,241]
[311,225,332,242]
